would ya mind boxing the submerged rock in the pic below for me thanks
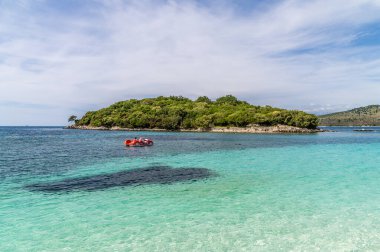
[25,166,215,193]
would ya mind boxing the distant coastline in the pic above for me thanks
[67,124,324,134]
[319,105,380,126]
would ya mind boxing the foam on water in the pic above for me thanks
[1,127,380,251]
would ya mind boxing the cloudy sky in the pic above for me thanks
[1,0,380,125]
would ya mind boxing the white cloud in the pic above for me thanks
[1,0,380,125]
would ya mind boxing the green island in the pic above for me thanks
[319,105,380,126]
[70,95,320,133]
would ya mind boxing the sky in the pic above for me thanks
[1,0,380,125]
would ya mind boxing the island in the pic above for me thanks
[319,105,380,126]
[69,95,321,133]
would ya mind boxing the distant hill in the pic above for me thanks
[74,95,319,130]
[319,105,380,126]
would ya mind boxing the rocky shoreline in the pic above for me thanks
[66,124,325,134]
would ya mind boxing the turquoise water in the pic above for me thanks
[1,127,380,251]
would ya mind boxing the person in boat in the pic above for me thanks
[131,137,138,144]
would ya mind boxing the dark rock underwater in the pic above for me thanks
[25,166,215,193]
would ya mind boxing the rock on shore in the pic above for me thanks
[206,125,322,133]
[66,124,323,133]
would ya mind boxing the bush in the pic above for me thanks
[75,96,318,129]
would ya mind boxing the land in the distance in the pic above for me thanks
[319,105,380,126]
[70,95,321,133]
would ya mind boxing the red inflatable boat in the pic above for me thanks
[124,138,154,147]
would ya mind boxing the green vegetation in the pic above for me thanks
[75,95,318,130]
[68,115,77,123]
[319,105,380,126]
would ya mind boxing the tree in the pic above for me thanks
[195,115,213,129]
[227,111,250,127]
[196,96,211,103]
[215,95,239,105]
[68,115,77,123]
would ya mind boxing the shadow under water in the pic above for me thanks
[25,166,215,193]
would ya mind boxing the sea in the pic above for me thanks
[1,126,380,251]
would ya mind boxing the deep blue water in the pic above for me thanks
[2,126,380,180]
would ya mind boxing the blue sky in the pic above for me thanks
[1,0,380,125]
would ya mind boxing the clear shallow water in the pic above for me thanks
[1,126,380,251]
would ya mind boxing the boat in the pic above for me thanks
[124,138,154,147]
